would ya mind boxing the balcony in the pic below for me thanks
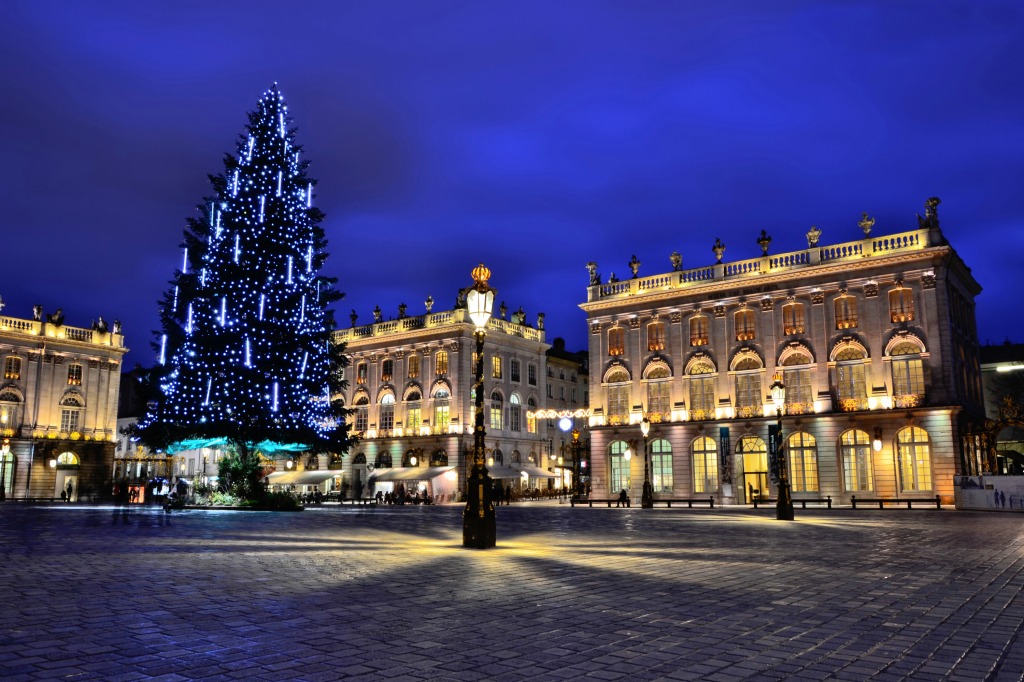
[648,341,665,352]
[689,409,715,421]
[735,332,756,342]
[890,309,915,324]
[784,325,805,335]
[690,336,708,347]
[784,401,814,416]
[608,347,625,357]
[838,398,869,412]
[894,394,922,408]
[736,405,759,419]
[835,319,858,330]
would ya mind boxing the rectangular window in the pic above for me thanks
[892,358,925,403]
[559,386,564,400]
[889,288,915,323]
[435,351,448,375]
[690,316,709,346]
[608,385,629,424]
[610,455,629,495]
[381,359,394,383]
[490,404,502,430]
[692,443,718,493]
[406,404,421,430]
[547,384,552,398]
[510,406,521,432]
[735,310,756,342]
[527,412,537,434]
[355,408,368,432]
[407,355,420,379]
[734,373,762,416]
[528,364,537,385]
[356,363,367,385]
[835,296,858,330]
[0,403,19,429]
[608,328,625,356]
[434,404,450,432]
[647,382,671,419]
[837,363,867,408]
[510,359,520,382]
[689,377,715,419]
[783,303,805,335]
[4,357,21,381]
[492,356,502,379]
[647,322,666,351]
[783,368,813,414]
[60,409,79,432]
[843,447,872,491]
[67,364,83,386]
[788,433,819,492]
[380,405,394,431]
[571,388,577,403]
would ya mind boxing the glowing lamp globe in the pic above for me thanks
[466,263,496,331]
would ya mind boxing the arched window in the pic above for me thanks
[509,393,521,432]
[782,301,805,335]
[840,429,873,491]
[608,327,625,356]
[688,359,716,421]
[891,342,925,407]
[375,452,393,468]
[647,321,666,351]
[56,452,79,466]
[405,390,422,431]
[379,393,395,433]
[0,389,22,432]
[492,449,504,465]
[59,394,83,433]
[527,397,538,434]
[735,309,756,342]
[402,449,420,467]
[606,369,630,425]
[432,387,450,433]
[490,391,503,430]
[692,436,718,493]
[650,438,673,493]
[732,352,763,418]
[834,343,868,411]
[645,365,671,421]
[430,449,448,466]
[897,426,932,491]
[787,432,818,492]
[781,350,813,414]
[511,449,522,464]
[609,440,631,494]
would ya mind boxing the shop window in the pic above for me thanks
[692,436,718,493]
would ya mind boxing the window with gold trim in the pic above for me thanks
[608,327,625,356]
[647,321,666,351]
[689,316,709,347]
[3,356,21,381]
[735,309,756,342]
[834,295,858,330]
[889,287,915,323]
[435,351,448,375]
[782,302,805,335]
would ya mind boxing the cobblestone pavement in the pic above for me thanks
[2,503,1024,681]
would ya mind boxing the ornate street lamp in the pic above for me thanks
[570,428,582,499]
[640,415,653,508]
[463,263,497,548]
[770,374,794,521]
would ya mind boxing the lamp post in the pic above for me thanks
[770,374,794,521]
[571,428,582,499]
[463,263,497,549]
[640,415,653,508]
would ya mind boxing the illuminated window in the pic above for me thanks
[379,393,395,432]
[733,356,762,418]
[690,316,709,347]
[840,429,873,492]
[3,356,21,381]
[510,359,521,382]
[782,302,805,335]
[509,393,521,432]
[688,361,716,420]
[787,432,818,492]
[435,351,448,375]
[0,390,21,430]
[492,356,502,379]
[891,342,925,407]
[356,362,367,385]
[609,440,630,494]
[60,408,80,433]
[433,388,450,432]
[692,436,718,493]
[606,369,630,424]
[407,355,420,379]
[889,286,915,323]
[834,294,858,330]
[781,352,813,414]
[608,327,625,356]
[489,391,503,430]
[67,364,83,386]
[354,394,369,432]
[381,359,394,383]
[897,426,932,491]
[835,346,867,411]
[650,439,673,493]
[527,397,537,433]
[647,321,666,351]
[646,367,671,420]
[405,390,422,430]
[735,309,756,342]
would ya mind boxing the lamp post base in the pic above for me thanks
[641,481,654,509]
[776,481,795,521]
[463,471,496,548]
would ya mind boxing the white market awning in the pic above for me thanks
[369,466,455,482]
[266,471,338,485]
[517,465,559,479]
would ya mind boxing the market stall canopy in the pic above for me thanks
[266,470,338,485]
[368,466,455,482]
[517,465,559,478]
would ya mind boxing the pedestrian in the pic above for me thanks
[61,489,67,502]
[66,481,73,502]
[505,484,512,505]
[617,488,629,508]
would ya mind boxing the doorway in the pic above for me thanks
[739,436,768,503]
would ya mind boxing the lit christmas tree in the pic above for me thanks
[137,85,350,497]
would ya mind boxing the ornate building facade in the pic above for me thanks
[0,305,127,500]
[580,199,983,505]
[329,297,557,501]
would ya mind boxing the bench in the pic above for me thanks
[652,497,715,509]
[570,497,631,508]
[752,496,832,509]
[851,495,941,509]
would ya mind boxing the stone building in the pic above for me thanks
[328,293,557,501]
[0,304,127,500]
[580,198,983,505]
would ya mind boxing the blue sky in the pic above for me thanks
[2,1,1022,365]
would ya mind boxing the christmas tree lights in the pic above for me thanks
[137,85,351,476]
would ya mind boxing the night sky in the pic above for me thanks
[2,2,1022,367]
